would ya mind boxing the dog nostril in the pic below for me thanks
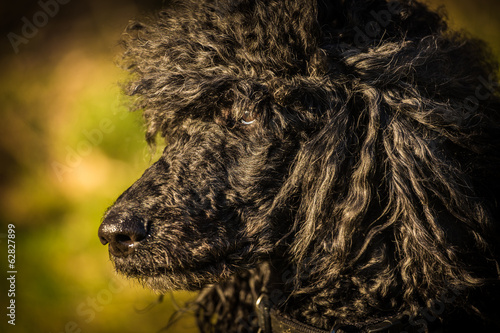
[98,214,148,258]
[115,234,134,246]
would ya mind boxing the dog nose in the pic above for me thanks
[98,214,148,257]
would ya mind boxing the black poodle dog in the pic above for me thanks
[98,0,500,332]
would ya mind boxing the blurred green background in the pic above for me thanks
[0,1,498,332]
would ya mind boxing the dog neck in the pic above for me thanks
[255,295,445,333]
[255,260,451,333]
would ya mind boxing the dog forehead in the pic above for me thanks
[140,0,321,73]
[121,1,334,138]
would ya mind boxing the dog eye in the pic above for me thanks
[240,111,255,125]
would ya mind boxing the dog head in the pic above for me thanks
[98,0,325,291]
[98,0,500,313]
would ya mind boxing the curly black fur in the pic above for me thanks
[101,0,500,331]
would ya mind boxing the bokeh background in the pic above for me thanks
[0,1,499,332]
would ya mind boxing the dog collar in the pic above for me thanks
[256,293,330,333]
[255,294,443,333]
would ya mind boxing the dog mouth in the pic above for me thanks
[108,243,254,291]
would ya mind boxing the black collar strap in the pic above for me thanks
[256,294,443,333]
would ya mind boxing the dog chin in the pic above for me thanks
[111,256,235,292]
[138,274,214,292]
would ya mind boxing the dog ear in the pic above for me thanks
[273,76,499,300]
[275,86,385,267]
